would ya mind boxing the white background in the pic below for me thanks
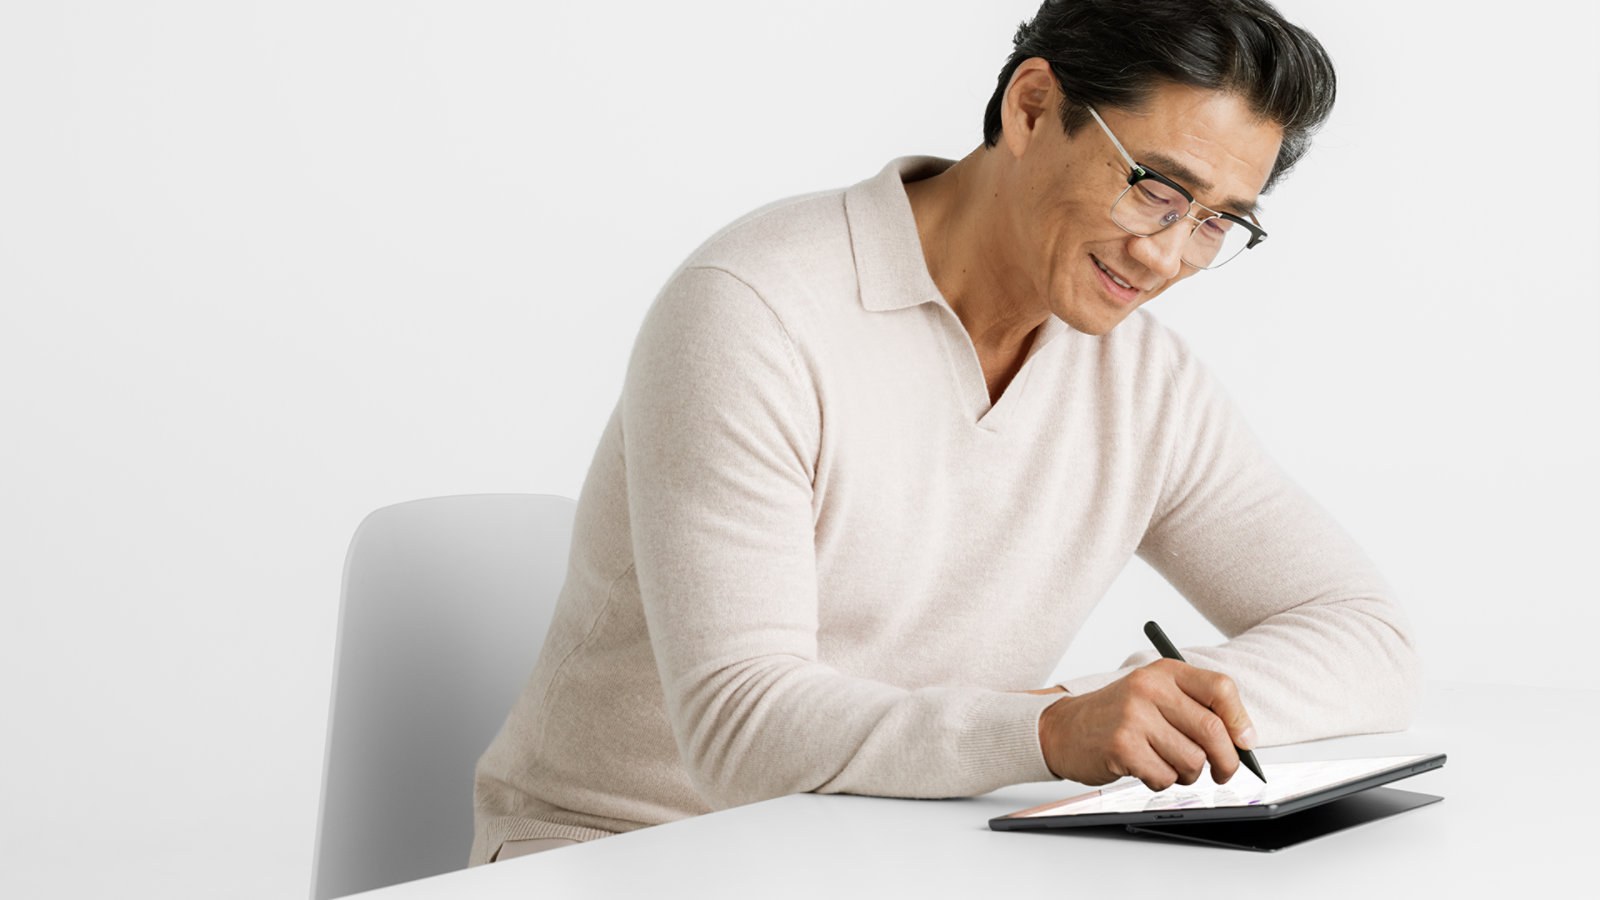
[3,1,1596,896]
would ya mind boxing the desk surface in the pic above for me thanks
[358,682,1593,899]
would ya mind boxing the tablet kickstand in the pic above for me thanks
[1124,788,1443,852]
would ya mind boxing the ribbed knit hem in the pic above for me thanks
[955,691,1061,791]
[470,815,620,867]
[1057,665,1140,699]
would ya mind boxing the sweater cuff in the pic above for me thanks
[1057,657,1151,698]
[956,691,1062,790]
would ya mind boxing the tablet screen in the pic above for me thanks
[1008,755,1435,818]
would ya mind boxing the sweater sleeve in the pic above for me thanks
[1095,340,1422,745]
[621,266,1058,811]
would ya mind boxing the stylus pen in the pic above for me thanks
[1143,620,1267,783]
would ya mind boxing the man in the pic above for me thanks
[472,0,1419,864]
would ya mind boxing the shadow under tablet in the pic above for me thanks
[1124,787,1443,852]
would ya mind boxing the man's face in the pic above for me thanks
[1002,75,1283,336]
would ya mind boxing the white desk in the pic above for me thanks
[358,682,1593,898]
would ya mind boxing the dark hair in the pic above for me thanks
[981,0,1336,191]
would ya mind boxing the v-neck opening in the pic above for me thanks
[935,312,1067,431]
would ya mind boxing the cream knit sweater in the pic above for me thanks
[470,157,1420,865]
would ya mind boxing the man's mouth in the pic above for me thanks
[1093,256,1136,290]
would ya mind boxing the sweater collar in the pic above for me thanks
[843,156,1073,353]
[843,156,955,313]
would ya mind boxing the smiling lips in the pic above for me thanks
[1092,255,1145,304]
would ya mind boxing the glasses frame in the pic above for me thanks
[1086,106,1268,270]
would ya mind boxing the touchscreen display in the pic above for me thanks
[1007,755,1432,818]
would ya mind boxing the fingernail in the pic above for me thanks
[1238,726,1257,750]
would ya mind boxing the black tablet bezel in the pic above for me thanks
[988,753,1447,831]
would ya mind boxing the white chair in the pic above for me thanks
[310,493,577,899]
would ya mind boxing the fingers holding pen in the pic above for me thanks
[1168,660,1258,753]
[1153,662,1250,784]
[1125,662,1236,788]
[1037,658,1257,792]
[1143,621,1265,783]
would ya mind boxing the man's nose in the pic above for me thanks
[1129,222,1189,280]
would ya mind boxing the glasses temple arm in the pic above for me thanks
[1086,106,1140,174]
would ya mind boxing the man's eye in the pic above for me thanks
[1137,185,1174,205]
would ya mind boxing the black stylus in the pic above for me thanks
[1142,620,1267,783]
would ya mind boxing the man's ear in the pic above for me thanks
[1002,58,1059,160]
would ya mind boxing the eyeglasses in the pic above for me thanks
[1086,106,1268,270]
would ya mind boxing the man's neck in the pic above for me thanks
[905,148,1051,402]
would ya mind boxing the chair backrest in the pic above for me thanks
[311,493,577,900]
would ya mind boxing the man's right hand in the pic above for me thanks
[1038,659,1257,791]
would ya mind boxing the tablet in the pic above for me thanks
[989,753,1446,831]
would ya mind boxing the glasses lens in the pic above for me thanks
[1111,178,1190,235]
[1181,215,1253,269]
